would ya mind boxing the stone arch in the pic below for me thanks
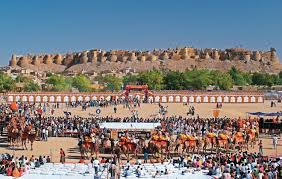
[29,96,34,102]
[196,96,201,103]
[182,96,187,103]
[161,96,167,103]
[64,96,69,102]
[36,96,41,102]
[250,96,256,103]
[175,96,180,102]
[43,96,48,102]
[85,96,90,101]
[16,96,20,102]
[217,96,222,103]
[230,96,236,103]
[189,96,194,103]
[22,96,27,102]
[203,96,209,103]
[155,96,160,102]
[224,96,229,103]
[49,96,55,102]
[237,96,242,103]
[8,96,13,102]
[71,96,76,102]
[210,96,216,103]
[56,96,61,102]
[78,96,83,102]
[258,97,263,103]
[243,96,249,103]
[168,96,174,102]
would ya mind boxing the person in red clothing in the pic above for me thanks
[60,148,66,163]
[6,165,12,176]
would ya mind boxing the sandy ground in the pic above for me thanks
[49,101,282,119]
[0,101,282,163]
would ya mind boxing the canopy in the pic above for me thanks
[99,122,160,130]
[248,112,282,116]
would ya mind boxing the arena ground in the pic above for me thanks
[0,101,281,163]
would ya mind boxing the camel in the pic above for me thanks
[216,133,230,152]
[148,139,170,159]
[79,135,99,159]
[176,134,202,154]
[21,125,36,150]
[7,124,21,149]
[117,137,138,160]
[232,131,247,151]
[203,133,217,154]
[184,137,202,154]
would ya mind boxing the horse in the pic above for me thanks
[21,125,36,150]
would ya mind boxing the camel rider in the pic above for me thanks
[91,133,96,144]
[124,131,131,142]
[165,132,170,141]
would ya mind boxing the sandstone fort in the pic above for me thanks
[9,47,282,74]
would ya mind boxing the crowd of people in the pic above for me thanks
[120,151,282,178]
[0,153,51,177]
[0,99,281,178]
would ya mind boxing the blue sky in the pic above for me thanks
[0,0,281,65]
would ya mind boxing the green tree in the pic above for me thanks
[0,73,15,92]
[163,71,186,90]
[184,69,211,90]
[123,74,138,86]
[228,66,247,86]
[279,71,282,84]
[138,70,164,90]
[24,80,40,92]
[102,74,123,92]
[46,74,72,91]
[72,74,92,92]
[15,74,29,83]
[210,70,233,90]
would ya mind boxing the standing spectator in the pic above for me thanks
[41,128,46,141]
[273,135,278,149]
[258,140,263,155]
[60,148,65,164]
[143,147,148,163]
[44,128,48,141]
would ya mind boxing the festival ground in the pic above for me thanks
[0,101,281,163]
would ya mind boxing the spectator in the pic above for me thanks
[60,148,65,164]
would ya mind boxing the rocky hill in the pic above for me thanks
[9,47,282,74]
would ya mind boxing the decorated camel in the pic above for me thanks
[177,134,202,154]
